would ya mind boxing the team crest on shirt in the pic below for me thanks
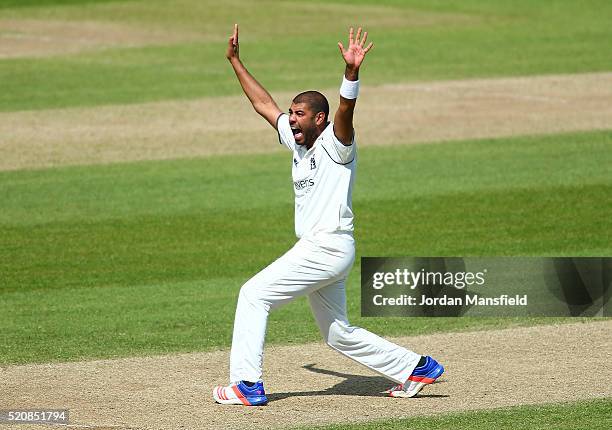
[310,156,316,170]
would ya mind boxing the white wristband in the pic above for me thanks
[340,76,359,99]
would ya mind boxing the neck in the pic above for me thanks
[306,121,329,149]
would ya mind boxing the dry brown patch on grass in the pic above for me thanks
[360,72,612,146]
[1,321,610,429]
[0,1,476,59]
[0,19,197,58]
[0,95,283,171]
[272,2,477,34]
[1,72,611,171]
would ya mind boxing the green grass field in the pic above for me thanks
[2,131,610,364]
[1,0,611,111]
[308,398,612,430]
[1,1,610,428]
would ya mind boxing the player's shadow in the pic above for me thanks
[267,363,449,402]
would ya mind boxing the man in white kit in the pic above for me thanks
[213,24,444,406]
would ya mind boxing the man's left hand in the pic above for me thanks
[338,27,374,74]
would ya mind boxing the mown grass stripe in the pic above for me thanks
[2,182,610,294]
[1,131,610,363]
[1,130,610,227]
[297,398,612,430]
[1,0,611,111]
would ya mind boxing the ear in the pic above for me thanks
[315,112,326,126]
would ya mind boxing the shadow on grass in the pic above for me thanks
[267,363,449,402]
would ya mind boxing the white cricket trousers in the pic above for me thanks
[229,231,421,384]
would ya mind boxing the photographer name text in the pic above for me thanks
[373,294,528,306]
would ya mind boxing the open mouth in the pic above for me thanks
[291,128,304,141]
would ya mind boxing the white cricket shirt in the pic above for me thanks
[276,113,356,239]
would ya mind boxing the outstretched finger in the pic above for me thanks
[364,42,374,53]
[360,31,368,47]
[355,27,362,44]
[338,41,345,54]
[234,23,239,44]
[349,27,354,45]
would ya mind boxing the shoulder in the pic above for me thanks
[277,113,296,151]
[319,122,356,165]
[276,112,288,130]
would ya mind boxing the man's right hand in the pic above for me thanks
[225,23,281,128]
[226,23,240,61]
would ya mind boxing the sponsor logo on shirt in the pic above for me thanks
[294,179,315,190]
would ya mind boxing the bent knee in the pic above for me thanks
[237,280,283,311]
[238,280,263,305]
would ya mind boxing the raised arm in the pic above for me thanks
[226,24,282,128]
[334,27,374,145]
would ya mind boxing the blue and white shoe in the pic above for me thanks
[387,356,445,398]
[213,380,268,406]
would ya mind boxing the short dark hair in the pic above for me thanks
[293,91,329,121]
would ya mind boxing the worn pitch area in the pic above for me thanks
[1,321,610,429]
[2,72,611,171]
